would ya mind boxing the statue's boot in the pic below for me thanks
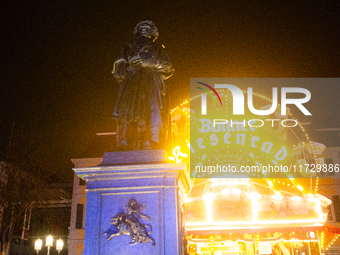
[143,140,152,150]
[117,120,128,150]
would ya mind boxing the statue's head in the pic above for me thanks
[133,20,159,39]
[128,198,137,207]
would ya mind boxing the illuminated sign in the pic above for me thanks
[188,79,319,179]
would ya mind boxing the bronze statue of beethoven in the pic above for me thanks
[112,21,174,151]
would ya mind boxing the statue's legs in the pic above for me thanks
[139,133,159,150]
[117,120,162,151]
[117,120,143,151]
[117,119,128,150]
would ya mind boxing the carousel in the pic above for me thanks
[168,84,340,255]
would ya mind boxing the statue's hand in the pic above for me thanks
[129,54,142,66]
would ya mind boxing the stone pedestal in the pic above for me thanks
[73,150,191,255]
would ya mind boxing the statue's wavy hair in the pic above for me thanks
[133,20,159,38]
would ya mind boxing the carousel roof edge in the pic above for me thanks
[187,223,340,235]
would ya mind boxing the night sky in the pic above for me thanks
[1,1,339,181]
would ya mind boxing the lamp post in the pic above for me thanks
[45,235,53,255]
[34,239,42,254]
[56,239,64,255]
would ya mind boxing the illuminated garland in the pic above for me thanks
[185,188,324,227]
[320,231,325,250]
[188,237,318,248]
[325,234,340,251]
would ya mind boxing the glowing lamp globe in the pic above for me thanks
[34,239,42,251]
[46,235,53,247]
[56,239,64,252]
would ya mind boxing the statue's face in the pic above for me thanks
[139,24,152,38]
[133,21,158,39]
[129,199,136,207]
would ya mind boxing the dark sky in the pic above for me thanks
[1,1,339,181]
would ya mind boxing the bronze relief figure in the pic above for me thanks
[103,199,155,247]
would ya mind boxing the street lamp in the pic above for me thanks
[34,239,42,254]
[46,235,53,255]
[56,239,64,254]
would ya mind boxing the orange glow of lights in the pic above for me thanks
[167,145,188,163]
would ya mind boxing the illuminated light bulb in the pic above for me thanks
[35,239,42,252]
[56,239,64,252]
[46,235,53,247]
